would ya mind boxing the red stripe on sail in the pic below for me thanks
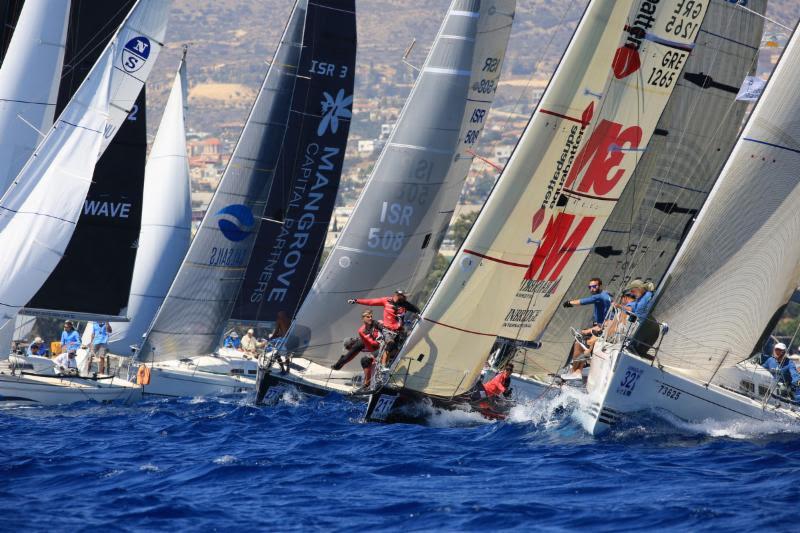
[463,249,528,268]
[424,317,497,337]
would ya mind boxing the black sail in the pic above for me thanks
[26,0,145,319]
[0,0,23,61]
[229,0,356,325]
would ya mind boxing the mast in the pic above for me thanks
[284,0,516,371]
[390,0,708,398]
[108,50,191,353]
[139,0,357,363]
[524,0,767,379]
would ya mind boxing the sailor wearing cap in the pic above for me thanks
[223,330,242,350]
[762,342,800,402]
[241,328,266,355]
[27,337,46,357]
[613,279,654,323]
[60,320,82,354]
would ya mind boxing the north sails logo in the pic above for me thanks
[122,36,151,73]
[215,204,254,242]
[318,89,353,136]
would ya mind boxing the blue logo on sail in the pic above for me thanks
[122,36,151,73]
[215,204,255,242]
[318,89,353,136]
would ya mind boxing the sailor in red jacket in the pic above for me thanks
[480,364,514,398]
[348,290,420,366]
[332,310,383,386]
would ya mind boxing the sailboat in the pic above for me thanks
[0,0,171,406]
[255,0,517,403]
[363,0,709,422]
[507,0,767,395]
[107,48,191,355]
[584,19,800,435]
[132,0,356,398]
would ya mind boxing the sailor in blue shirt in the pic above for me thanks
[560,278,613,380]
[223,330,241,350]
[60,320,82,353]
[615,279,654,323]
[90,321,112,374]
[762,343,800,402]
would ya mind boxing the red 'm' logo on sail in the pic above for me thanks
[525,213,595,281]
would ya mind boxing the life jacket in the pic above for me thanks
[358,321,381,352]
[483,372,509,397]
[355,297,409,331]
[137,364,151,385]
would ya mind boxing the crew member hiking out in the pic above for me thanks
[332,310,382,388]
[348,290,420,366]
[560,277,612,380]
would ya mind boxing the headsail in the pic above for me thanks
[229,0,358,326]
[521,0,766,379]
[391,0,707,398]
[641,21,800,379]
[139,0,356,363]
[285,0,516,370]
[0,0,70,195]
[25,0,148,319]
[0,0,170,341]
[109,52,191,354]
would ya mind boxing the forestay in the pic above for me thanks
[644,23,800,379]
[140,0,356,363]
[25,0,148,319]
[0,0,170,343]
[286,0,516,369]
[524,0,765,379]
[109,53,191,353]
[230,0,357,325]
[391,0,707,398]
[0,0,69,195]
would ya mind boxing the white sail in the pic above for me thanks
[109,54,191,354]
[0,0,170,345]
[644,23,800,379]
[391,0,708,398]
[0,0,70,195]
[523,0,766,379]
[287,0,515,370]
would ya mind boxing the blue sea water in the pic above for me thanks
[1,389,799,532]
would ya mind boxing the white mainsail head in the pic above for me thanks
[285,0,516,370]
[391,0,708,398]
[109,51,191,354]
[524,0,767,379]
[0,0,70,195]
[644,22,800,379]
[0,0,170,349]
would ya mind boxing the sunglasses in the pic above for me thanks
[588,284,599,289]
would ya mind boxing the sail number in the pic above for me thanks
[647,50,687,89]
[309,60,348,78]
[615,366,642,397]
[658,383,682,400]
[367,201,414,252]
[664,1,704,40]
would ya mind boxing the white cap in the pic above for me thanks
[247,329,254,335]
[774,342,787,351]
[789,354,800,362]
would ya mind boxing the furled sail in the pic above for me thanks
[0,0,70,195]
[521,0,766,379]
[0,0,170,344]
[390,0,707,398]
[25,0,148,319]
[641,22,800,379]
[109,52,191,354]
[285,0,516,370]
[139,0,356,363]
[229,0,358,325]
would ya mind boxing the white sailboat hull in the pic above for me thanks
[259,355,363,401]
[509,373,549,400]
[0,371,141,406]
[583,341,800,435]
[139,352,257,398]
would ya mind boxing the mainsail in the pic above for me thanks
[521,0,766,379]
[139,0,356,363]
[641,21,800,379]
[25,0,147,319]
[0,0,170,343]
[0,0,70,195]
[229,0,358,325]
[109,52,191,354]
[390,0,707,398]
[285,0,516,369]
